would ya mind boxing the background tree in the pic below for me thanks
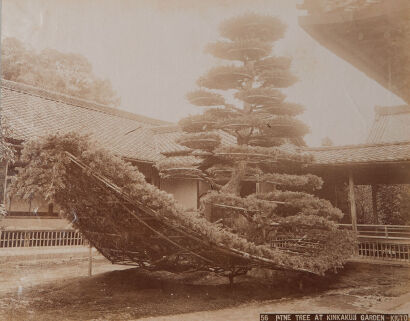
[321,137,333,147]
[353,185,374,224]
[0,117,16,229]
[377,185,409,225]
[158,14,355,268]
[399,185,410,225]
[1,37,120,107]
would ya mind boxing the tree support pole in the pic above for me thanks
[228,273,234,287]
[226,267,250,288]
[88,244,93,276]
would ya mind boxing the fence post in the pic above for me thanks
[385,226,388,238]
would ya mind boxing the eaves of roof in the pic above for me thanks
[306,141,410,166]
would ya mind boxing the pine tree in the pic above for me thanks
[159,14,355,265]
[7,14,356,275]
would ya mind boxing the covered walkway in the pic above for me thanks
[308,141,410,263]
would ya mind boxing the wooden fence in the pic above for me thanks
[0,229,86,248]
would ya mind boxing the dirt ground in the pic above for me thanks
[0,255,409,321]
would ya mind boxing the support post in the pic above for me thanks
[371,184,379,224]
[348,170,358,234]
[3,161,9,206]
[88,244,93,276]
[256,174,260,195]
[334,184,338,208]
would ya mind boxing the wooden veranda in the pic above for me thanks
[307,142,410,263]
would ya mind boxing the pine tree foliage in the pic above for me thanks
[9,133,355,274]
[160,14,356,269]
[180,14,309,151]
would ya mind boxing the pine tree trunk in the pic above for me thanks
[220,161,247,196]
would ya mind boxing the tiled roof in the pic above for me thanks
[1,80,236,163]
[153,141,410,168]
[1,80,168,126]
[367,105,410,143]
[307,141,410,165]
[1,79,170,162]
[153,129,190,156]
[300,0,383,14]
[3,80,409,167]
[157,156,203,168]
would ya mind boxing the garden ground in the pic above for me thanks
[0,252,409,321]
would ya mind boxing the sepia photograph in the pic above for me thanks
[0,0,409,320]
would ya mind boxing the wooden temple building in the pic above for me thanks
[297,0,410,260]
[298,0,410,103]
[306,106,410,228]
[1,0,409,260]
[0,79,223,230]
[1,77,409,261]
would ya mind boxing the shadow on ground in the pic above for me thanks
[1,261,409,321]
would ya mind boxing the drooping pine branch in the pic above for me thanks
[9,132,355,275]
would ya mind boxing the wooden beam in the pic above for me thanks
[348,170,358,234]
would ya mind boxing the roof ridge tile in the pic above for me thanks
[306,140,410,152]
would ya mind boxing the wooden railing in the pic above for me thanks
[2,224,410,264]
[5,211,60,218]
[357,240,410,262]
[339,224,410,240]
[339,224,410,263]
[0,229,86,248]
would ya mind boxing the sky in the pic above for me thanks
[1,0,404,146]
